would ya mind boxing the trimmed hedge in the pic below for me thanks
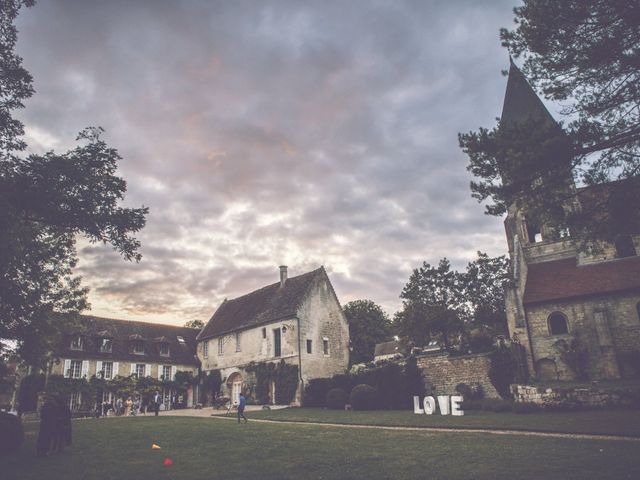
[0,412,24,456]
[350,384,378,411]
[325,388,348,410]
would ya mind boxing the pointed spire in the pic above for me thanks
[500,59,557,128]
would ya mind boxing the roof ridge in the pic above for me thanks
[223,267,322,304]
[80,315,200,331]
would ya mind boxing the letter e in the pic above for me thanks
[451,395,464,416]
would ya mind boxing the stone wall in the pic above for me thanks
[512,384,640,409]
[416,352,500,399]
[525,291,640,380]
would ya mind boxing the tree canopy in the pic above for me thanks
[0,1,148,366]
[460,0,640,246]
[394,253,510,350]
[184,319,205,330]
[343,299,393,365]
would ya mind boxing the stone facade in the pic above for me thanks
[416,352,500,399]
[197,267,350,405]
[512,384,640,409]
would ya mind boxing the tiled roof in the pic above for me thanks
[374,340,400,357]
[523,256,640,305]
[198,267,324,340]
[54,316,200,366]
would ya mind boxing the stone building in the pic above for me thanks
[501,61,640,381]
[197,266,350,405]
[50,316,200,410]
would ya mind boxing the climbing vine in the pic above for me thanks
[246,360,299,404]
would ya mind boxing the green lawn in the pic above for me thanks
[1,416,639,480]
[237,407,640,437]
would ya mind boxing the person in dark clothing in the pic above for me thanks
[36,396,57,456]
[153,391,161,416]
[51,396,72,453]
[237,393,247,423]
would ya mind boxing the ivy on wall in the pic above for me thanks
[246,360,299,404]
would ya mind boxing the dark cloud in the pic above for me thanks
[15,0,517,323]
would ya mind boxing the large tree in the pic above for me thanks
[460,0,640,246]
[394,254,510,349]
[343,299,392,365]
[0,1,148,366]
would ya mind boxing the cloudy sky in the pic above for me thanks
[14,0,547,325]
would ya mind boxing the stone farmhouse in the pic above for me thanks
[197,266,350,405]
[50,316,199,409]
[501,60,640,381]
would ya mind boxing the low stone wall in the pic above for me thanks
[512,384,640,409]
[416,352,500,399]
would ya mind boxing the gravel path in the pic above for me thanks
[207,415,640,442]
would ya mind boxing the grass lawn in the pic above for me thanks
[1,416,639,480]
[239,407,640,437]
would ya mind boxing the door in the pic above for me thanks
[232,381,242,405]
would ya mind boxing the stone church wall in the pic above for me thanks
[416,352,500,399]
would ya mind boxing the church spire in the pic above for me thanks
[500,58,558,128]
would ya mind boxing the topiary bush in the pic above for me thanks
[350,384,378,411]
[325,388,348,410]
[0,412,24,456]
[303,378,332,407]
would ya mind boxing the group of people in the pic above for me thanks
[36,395,72,457]
[95,392,165,418]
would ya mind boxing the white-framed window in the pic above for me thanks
[159,343,170,356]
[235,332,241,352]
[70,336,83,351]
[323,337,330,356]
[218,338,224,356]
[306,339,313,354]
[102,361,113,380]
[203,340,209,359]
[133,340,144,355]
[69,391,82,411]
[69,360,82,379]
[162,365,172,381]
[99,338,112,353]
[177,336,185,345]
[135,363,146,378]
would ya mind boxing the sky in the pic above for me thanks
[13,0,550,325]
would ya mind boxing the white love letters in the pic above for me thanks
[413,395,464,416]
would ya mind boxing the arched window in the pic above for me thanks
[548,312,569,335]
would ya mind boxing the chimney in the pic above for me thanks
[279,265,288,287]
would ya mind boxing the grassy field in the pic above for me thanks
[1,416,639,480]
[237,407,640,437]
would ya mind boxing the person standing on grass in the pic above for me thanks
[237,392,247,423]
[36,395,56,456]
[153,391,161,416]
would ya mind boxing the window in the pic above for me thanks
[306,339,313,354]
[548,312,569,335]
[323,337,330,356]
[273,328,281,358]
[134,363,146,378]
[102,361,113,380]
[70,336,83,351]
[159,343,170,356]
[526,221,542,244]
[218,338,224,356]
[235,332,241,352]
[99,338,112,353]
[68,360,82,379]
[133,340,144,355]
[177,335,186,345]
[162,365,172,381]
[69,391,82,411]
[262,328,266,339]
[203,340,209,359]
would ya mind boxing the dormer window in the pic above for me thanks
[159,343,170,356]
[70,336,84,351]
[99,338,113,353]
[133,340,144,355]
[177,336,185,345]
